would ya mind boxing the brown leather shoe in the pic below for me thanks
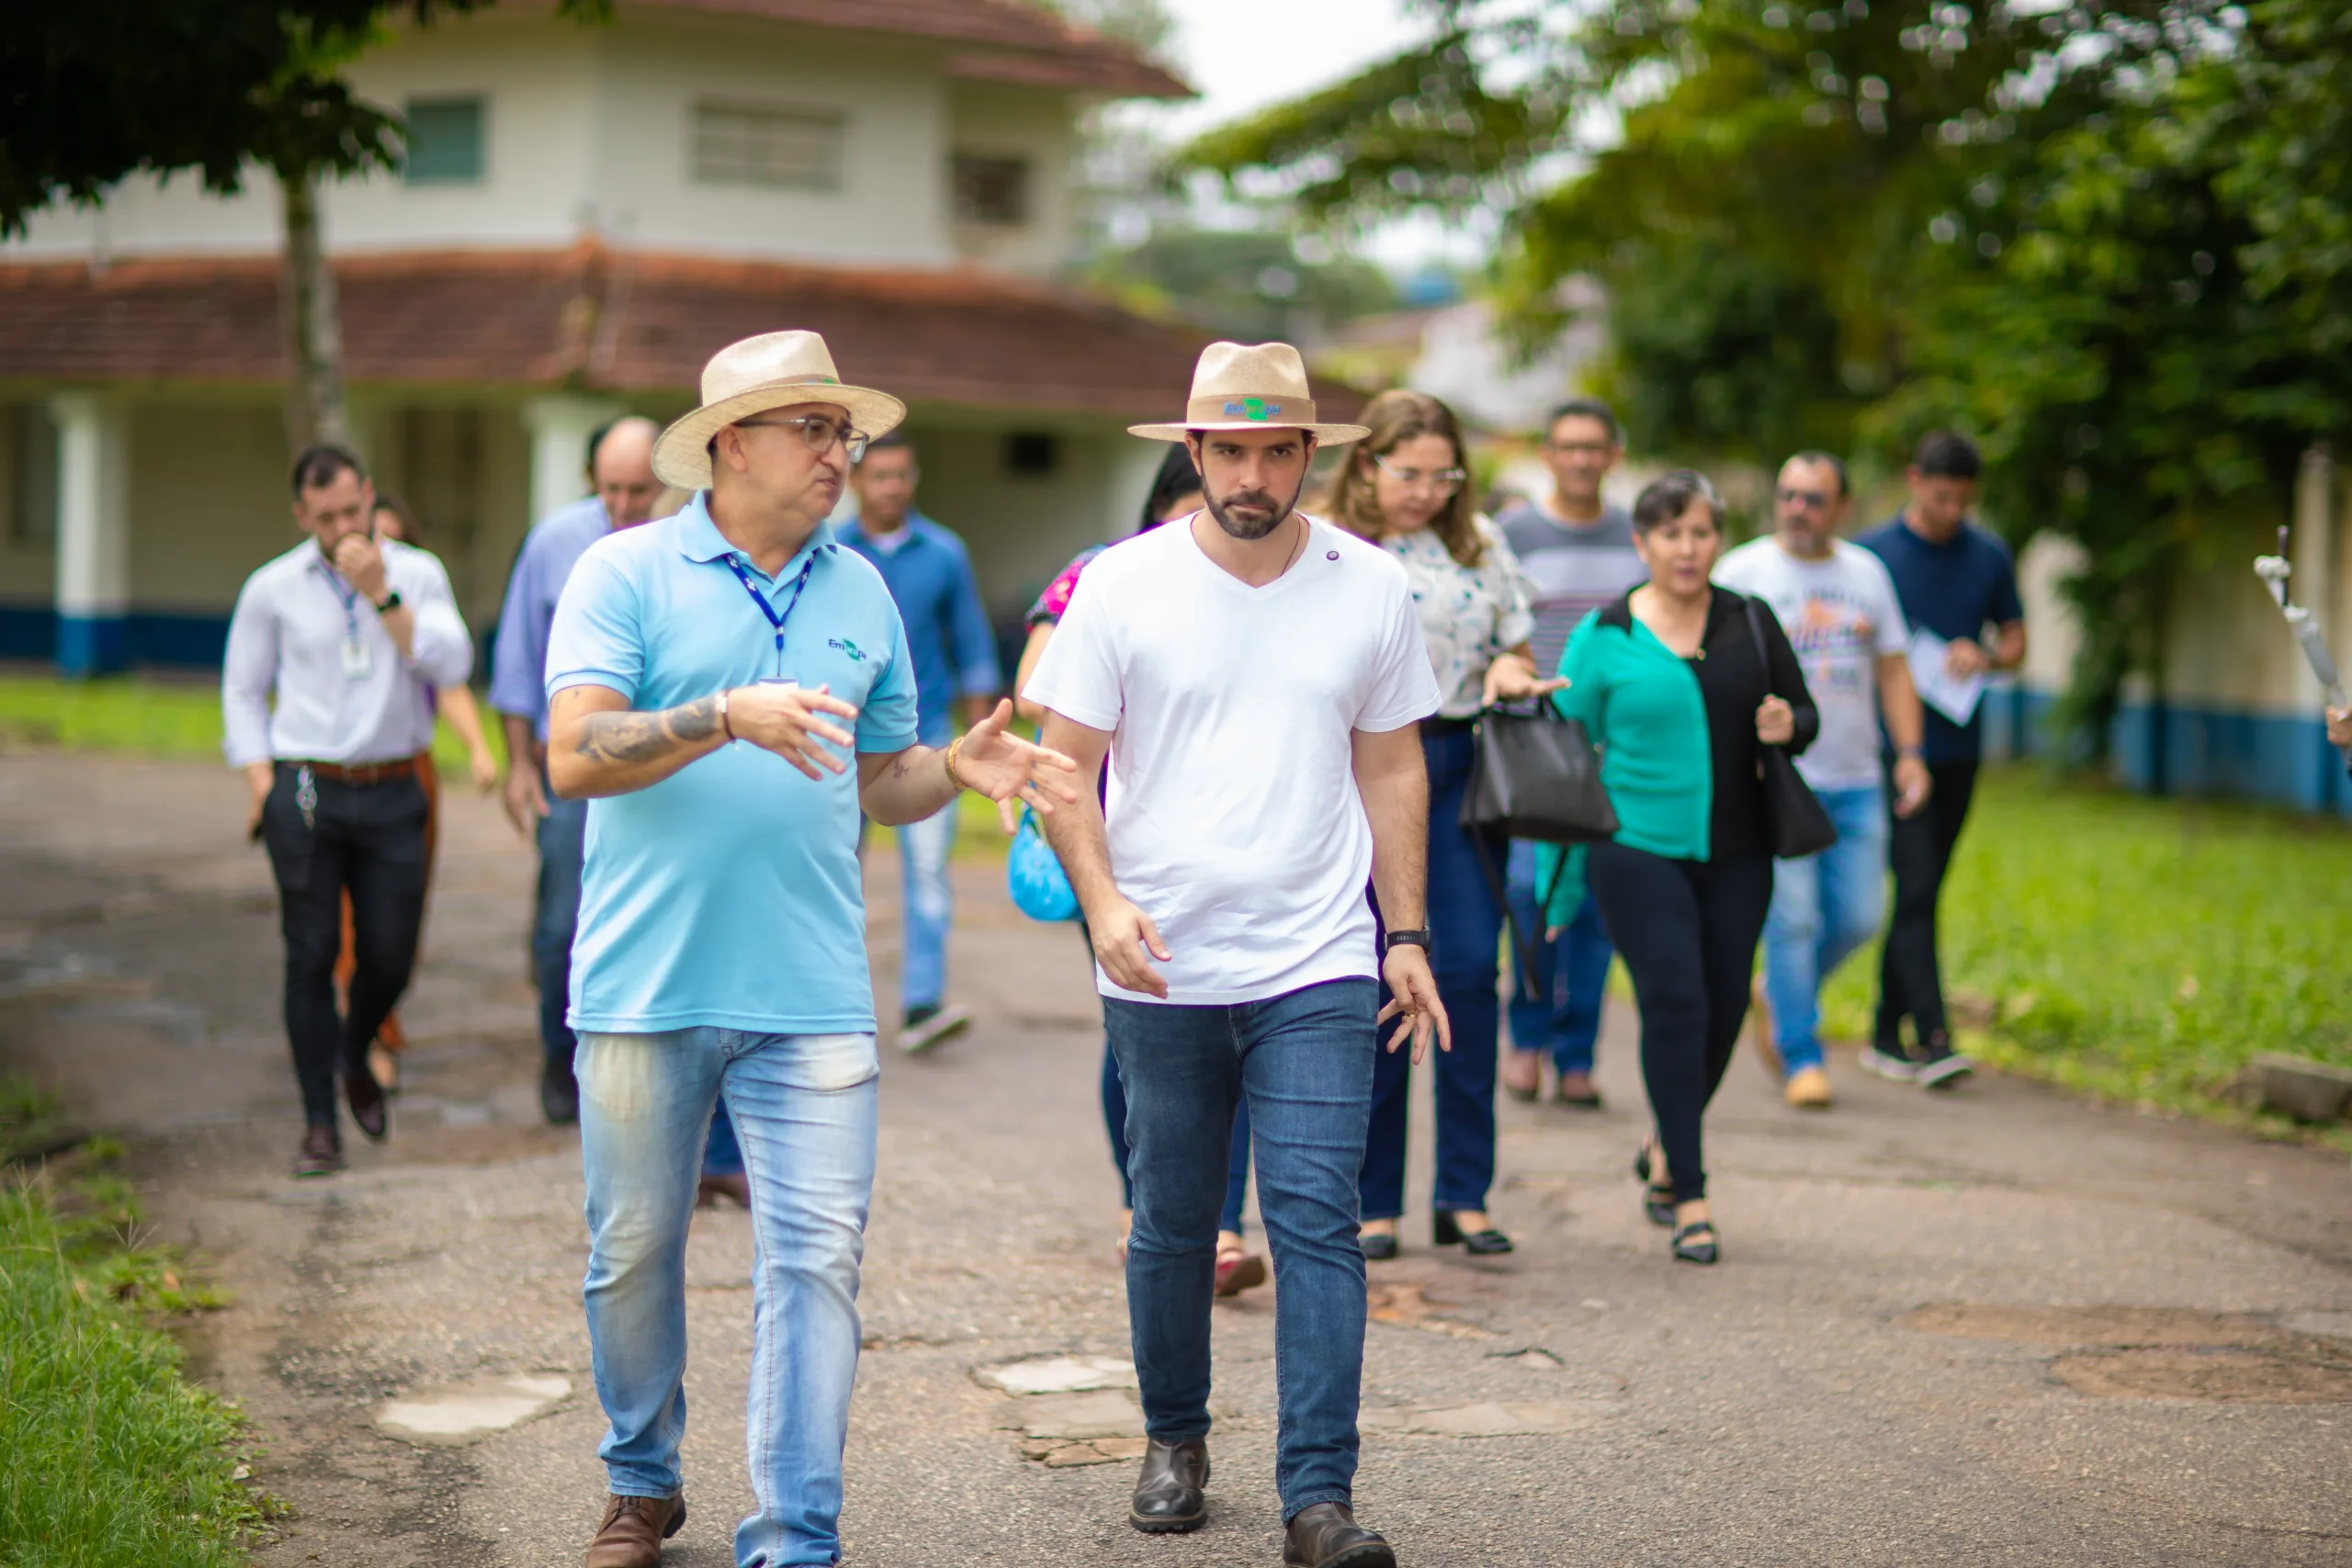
[584,1493,685,1568]
[344,1050,389,1141]
[1283,1501,1395,1567]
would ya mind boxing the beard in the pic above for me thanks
[1204,479,1302,541]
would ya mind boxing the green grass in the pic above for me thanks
[0,1118,260,1566]
[0,673,498,777]
[1820,767,2352,1137]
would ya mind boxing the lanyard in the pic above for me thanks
[321,560,362,640]
[722,550,818,678]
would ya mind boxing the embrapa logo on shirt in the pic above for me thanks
[828,637,867,661]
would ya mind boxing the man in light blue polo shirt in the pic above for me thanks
[543,331,1075,1568]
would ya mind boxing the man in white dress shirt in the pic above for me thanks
[222,445,475,1175]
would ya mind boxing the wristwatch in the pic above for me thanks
[1381,929,1432,957]
[373,590,403,614]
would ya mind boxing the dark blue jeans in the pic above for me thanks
[1362,725,1506,1218]
[1106,978,1377,1520]
[1505,839,1613,1074]
[1101,1043,1251,1233]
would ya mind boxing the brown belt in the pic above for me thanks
[294,757,419,786]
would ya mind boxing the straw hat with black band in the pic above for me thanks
[652,330,908,491]
[1129,341,1370,446]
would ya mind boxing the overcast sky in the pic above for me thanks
[1128,0,1483,272]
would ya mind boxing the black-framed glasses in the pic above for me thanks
[734,413,870,465]
[1775,486,1832,509]
[1372,453,1467,491]
[1544,439,1615,457]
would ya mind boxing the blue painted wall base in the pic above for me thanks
[55,614,128,677]
[1993,679,2349,818]
[0,604,232,672]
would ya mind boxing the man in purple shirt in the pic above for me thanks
[489,418,663,1124]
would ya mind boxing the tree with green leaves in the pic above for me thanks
[1,1,605,451]
[1182,1,2351,758]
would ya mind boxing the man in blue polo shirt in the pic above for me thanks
[837,434,1001,1053]
[1857,430,2027,1089]
[543,331,1074,1568]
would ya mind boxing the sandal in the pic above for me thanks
[1671,1220,1720,1266]
[1631,1141,1677,1228]
[1214,1239,1267,1297]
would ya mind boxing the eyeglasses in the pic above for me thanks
[1372,454,1467,492]
[1775,486,1833,509]
[733,414,870,465]
[1544,440,1615,457]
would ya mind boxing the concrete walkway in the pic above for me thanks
[0,750,2346,1567]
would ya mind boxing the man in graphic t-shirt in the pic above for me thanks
[1492,399,1647,1108]
[1027,341,1444,1568]
[1716,452,1930,1109]
[1857,430,2027,1089]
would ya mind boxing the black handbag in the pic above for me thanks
[1460,701,1618,998]
[1742,597,1838,860]
[1459,703,1618,844]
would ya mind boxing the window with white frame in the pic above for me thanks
[692,101,844,191]
[403,96,487,185]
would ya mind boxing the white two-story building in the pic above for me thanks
[0,0,1245,674]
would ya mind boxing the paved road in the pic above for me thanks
[1,751,2347,1567]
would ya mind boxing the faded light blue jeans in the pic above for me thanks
[577,1028,878,1568]
[1761,783,1891,1075]
[1105,977,1378,1521]
[887,802,956,1015]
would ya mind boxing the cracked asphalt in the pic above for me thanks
[1,750,2347,1567]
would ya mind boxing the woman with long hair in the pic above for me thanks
[1012,445,1266,1296]
[1329,389,1556,1258]
[1539,469,1818,1263]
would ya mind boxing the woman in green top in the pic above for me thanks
[1542,470,1817,1263]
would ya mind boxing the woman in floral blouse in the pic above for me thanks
[1329,389,1560,1258]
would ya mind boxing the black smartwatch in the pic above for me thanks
[373,590,403,614]
[1381,929,1432,957]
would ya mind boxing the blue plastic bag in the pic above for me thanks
[1007,807,1080,922]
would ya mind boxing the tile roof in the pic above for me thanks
[0,245,1346,423]
[628,0,1191,98]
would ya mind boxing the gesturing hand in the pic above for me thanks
[727,682,862,780]
[1088,895,1172,998]
[1755,694,1795,745]
[955,699,1082,818]
[1377,945,1452,1064]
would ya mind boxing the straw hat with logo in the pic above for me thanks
[652,330,908,490]
[1128,341,1370,446]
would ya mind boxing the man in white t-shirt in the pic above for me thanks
[1714,451,1932,1109]
[1026,343,1444,1568]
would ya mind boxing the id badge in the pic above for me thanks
[342,636,372,680]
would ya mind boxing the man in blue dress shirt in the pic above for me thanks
[836,434,1002,1053]
[487,417,663,1124]
[543,330,1072,1568]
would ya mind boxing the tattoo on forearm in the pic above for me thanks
[576,694,722,764]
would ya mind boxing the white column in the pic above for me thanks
[49,392,131,676]
[522,395,624,531]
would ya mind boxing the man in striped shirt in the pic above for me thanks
[1493,399,1645,1107]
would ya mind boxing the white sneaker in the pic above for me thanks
[1859,1044,1917,1082]
[899,1004,972,1055]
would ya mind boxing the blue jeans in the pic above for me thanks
[1106,979,1377,1520]
[1762,784,1890,1075]
[1504,838,1612,1075]
[578,1028,878,1567]
[534,785,588,1071]
[888,802,956,1014]
[1102,1043,1251,1233]
[1363,725,1504,1218]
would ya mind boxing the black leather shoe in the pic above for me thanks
[1129,1437,1207,1533]
[1432,1210,1514,1255]
[540,1061,581,1126]
[1360,1229,1399,1261]
[1283,1502,1395,1567]
[343,1052,389,1140]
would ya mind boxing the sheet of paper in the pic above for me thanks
[1907,627,1985,727]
